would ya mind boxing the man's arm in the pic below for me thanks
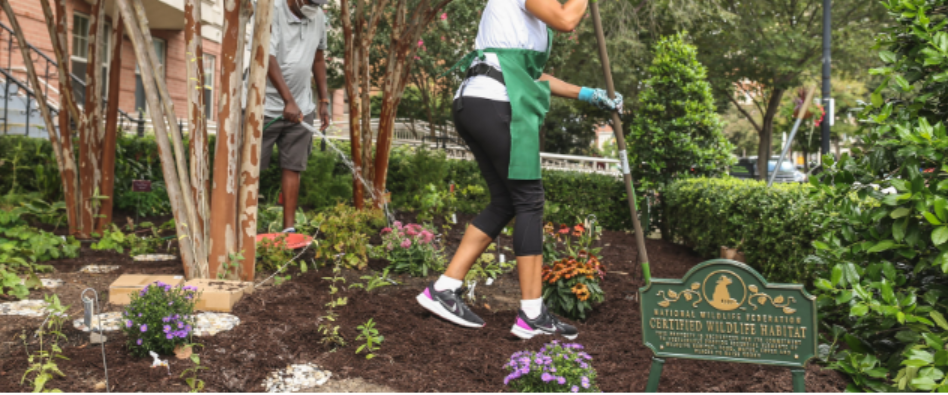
[312,49,330,130]
[268,55,302,123]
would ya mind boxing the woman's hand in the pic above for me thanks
[525,0,588,32]
[579,87,623,113]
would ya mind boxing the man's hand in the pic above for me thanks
[318,101,330,131]
[283,101,303,124]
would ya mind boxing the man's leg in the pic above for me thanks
[276,112,315,231]
[281,169,300,230]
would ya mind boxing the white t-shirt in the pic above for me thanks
[455,0,549,102]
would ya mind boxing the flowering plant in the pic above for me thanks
[122,281,199,357]
[542,253,606,320]
[381,222,444,277]
[542,222,602,263]
[504,341,598,392]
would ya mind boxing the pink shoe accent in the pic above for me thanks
[423,288,432,300]
[516,317,532,330]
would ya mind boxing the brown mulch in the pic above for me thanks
[0,212,850,392]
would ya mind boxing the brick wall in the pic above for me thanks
[0,0,222,123]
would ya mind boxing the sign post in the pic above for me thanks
[640,259,816,392]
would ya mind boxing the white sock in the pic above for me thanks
[521,298,543,319]
[434,275,463,292]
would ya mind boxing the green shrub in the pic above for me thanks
[0,136,62,202]
[313,203,386,269]
[381,222,444,277]
[663,177,827,283]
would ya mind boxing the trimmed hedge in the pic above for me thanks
[2,135,640,231]
[663,177,828,283]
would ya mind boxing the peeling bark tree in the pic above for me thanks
[236,0,276,281]
[185,0,209,277]
[337,0,452,208]
[97,10,125,233]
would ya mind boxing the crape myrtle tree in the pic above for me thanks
[626,33,734,238]
[0,0,124,238]
[693,0,887,179]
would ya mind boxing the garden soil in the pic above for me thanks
[0,212,849,392]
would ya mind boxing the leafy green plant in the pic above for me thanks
[804,1,948,390]
[465,244,515,285]
[1,208,77,299]
[91,222,166,256]
[220,251,244,280]
[313,203,384,269]
[355,318,384,359]
[414,184,456,222]
[664,178,827,283]
[351,268,399,292]
[381,222,444,277]
[20,294,69,393]
[318,256,348,349]
[180,344,207,393]
[122,281,199,357]
[504,342,598,392]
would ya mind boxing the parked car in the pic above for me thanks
[730,156,806,183]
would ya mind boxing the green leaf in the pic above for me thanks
[880,50,898,63]
[931,311,948,330]
[868,240,900,253]
[815,278,833,291]
[813,240,831,250]
[924,212,943,225]
[851,303,869,316]
[894,217,908,242]
[937,197,948,222]
[891,207,912,218]
[933,226,948,246]
[831,265,843,286]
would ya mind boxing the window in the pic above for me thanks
[72,13,89,61]
[134,38,167,112]
[203,54,216,120]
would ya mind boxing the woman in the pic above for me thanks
[416,0,622,340]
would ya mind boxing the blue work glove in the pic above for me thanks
[578,87,623,113]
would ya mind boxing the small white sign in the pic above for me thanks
[499,253,505,263]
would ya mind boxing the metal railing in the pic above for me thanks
[0,21,134,136]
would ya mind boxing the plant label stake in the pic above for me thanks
[640,259,816,392]
[589,0,651,283]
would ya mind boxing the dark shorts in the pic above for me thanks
[261,112,315,172]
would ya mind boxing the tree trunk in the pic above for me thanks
[116,0,201,277]
[184,0,208,275]
[38,0,81,236]
[756,88,785,180]
[339,0,364,209]
[208,0,248,278]
[97,14,124,233]
[77,0,106,237]
[236,0,276,282]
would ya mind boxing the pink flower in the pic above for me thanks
[400,239,412,249]
[440,12,447,21]
[381,227,392,234]
[386,243,394,251]
[405,226,419,237]
[393,221,403,229]
[417,39,424,47]
[421,230,434,244]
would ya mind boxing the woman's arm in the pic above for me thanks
[539,73,580,99]
[525,0,588,32]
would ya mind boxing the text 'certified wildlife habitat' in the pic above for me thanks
[640,259,816,367]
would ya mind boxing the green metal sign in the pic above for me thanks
[640,259,817,368]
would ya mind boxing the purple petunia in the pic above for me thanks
[581,376,590,389]
[137,313,142,317]
[541,373,554,383]
[163,325,171,333]
[177,321,184,329]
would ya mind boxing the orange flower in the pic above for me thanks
[558,224,569,235]
[572,224,585,237]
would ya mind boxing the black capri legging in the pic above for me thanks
[453,97,544,256]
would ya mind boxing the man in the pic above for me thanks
[262,0,330,233]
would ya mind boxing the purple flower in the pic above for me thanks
[162,316,171,323]
[177,321,184,329]
[140,324,148,332]
[557,377,567,385]
[580,362,589,369]
[168,301,173,306]
[137,313,142,317]
[551,367,557,373]
[164,285,172,292]
[125,320,133,328]
[186,295,193,299]
[519,367,529,375]
[166,333,174,340]
[571,385,580,393]
[163,325,172,333]
[519,357,530,365]
[185,324,192,332]
[542,373,554,383]
[177,331,188,338]
[503,376,511,386]
[136,338,142,345]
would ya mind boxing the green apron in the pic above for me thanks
[451,30,553,180]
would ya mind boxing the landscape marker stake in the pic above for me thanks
[589,0,651,283]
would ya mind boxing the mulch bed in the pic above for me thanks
[0,212,850,392]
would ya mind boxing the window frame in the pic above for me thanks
[71,12,90,62]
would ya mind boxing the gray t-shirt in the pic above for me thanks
[264,0,328,119]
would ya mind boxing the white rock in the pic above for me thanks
[73,311,124,332]
[79,265,121,274]
[0,300,49,317]
[192,312,240,337]
[262,363,332,392]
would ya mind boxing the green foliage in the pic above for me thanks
[180,345,207,393]
[355,318,384,360]
[313,203,385,269]
[628,33,735,191]
[318,257,347,349]
[221,251,244,281]
[0,136,62,202]
[1,208,77,299]
[464,244,515,285]
[90,222,169,256]
[504,342,598,392]
[256,235,293,273]
[414,184,457,223]
[351,268,399,292]
[804,2,948,390]
[664,178,826,283]
[20,294,69,393]
[542,170,641,231]
[381,222,444,277]
[122,281,199,357]
[386,147,450,209]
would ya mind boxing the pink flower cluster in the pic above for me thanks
[381,221,435,250]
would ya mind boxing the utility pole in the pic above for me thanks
[820,0,832,160]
